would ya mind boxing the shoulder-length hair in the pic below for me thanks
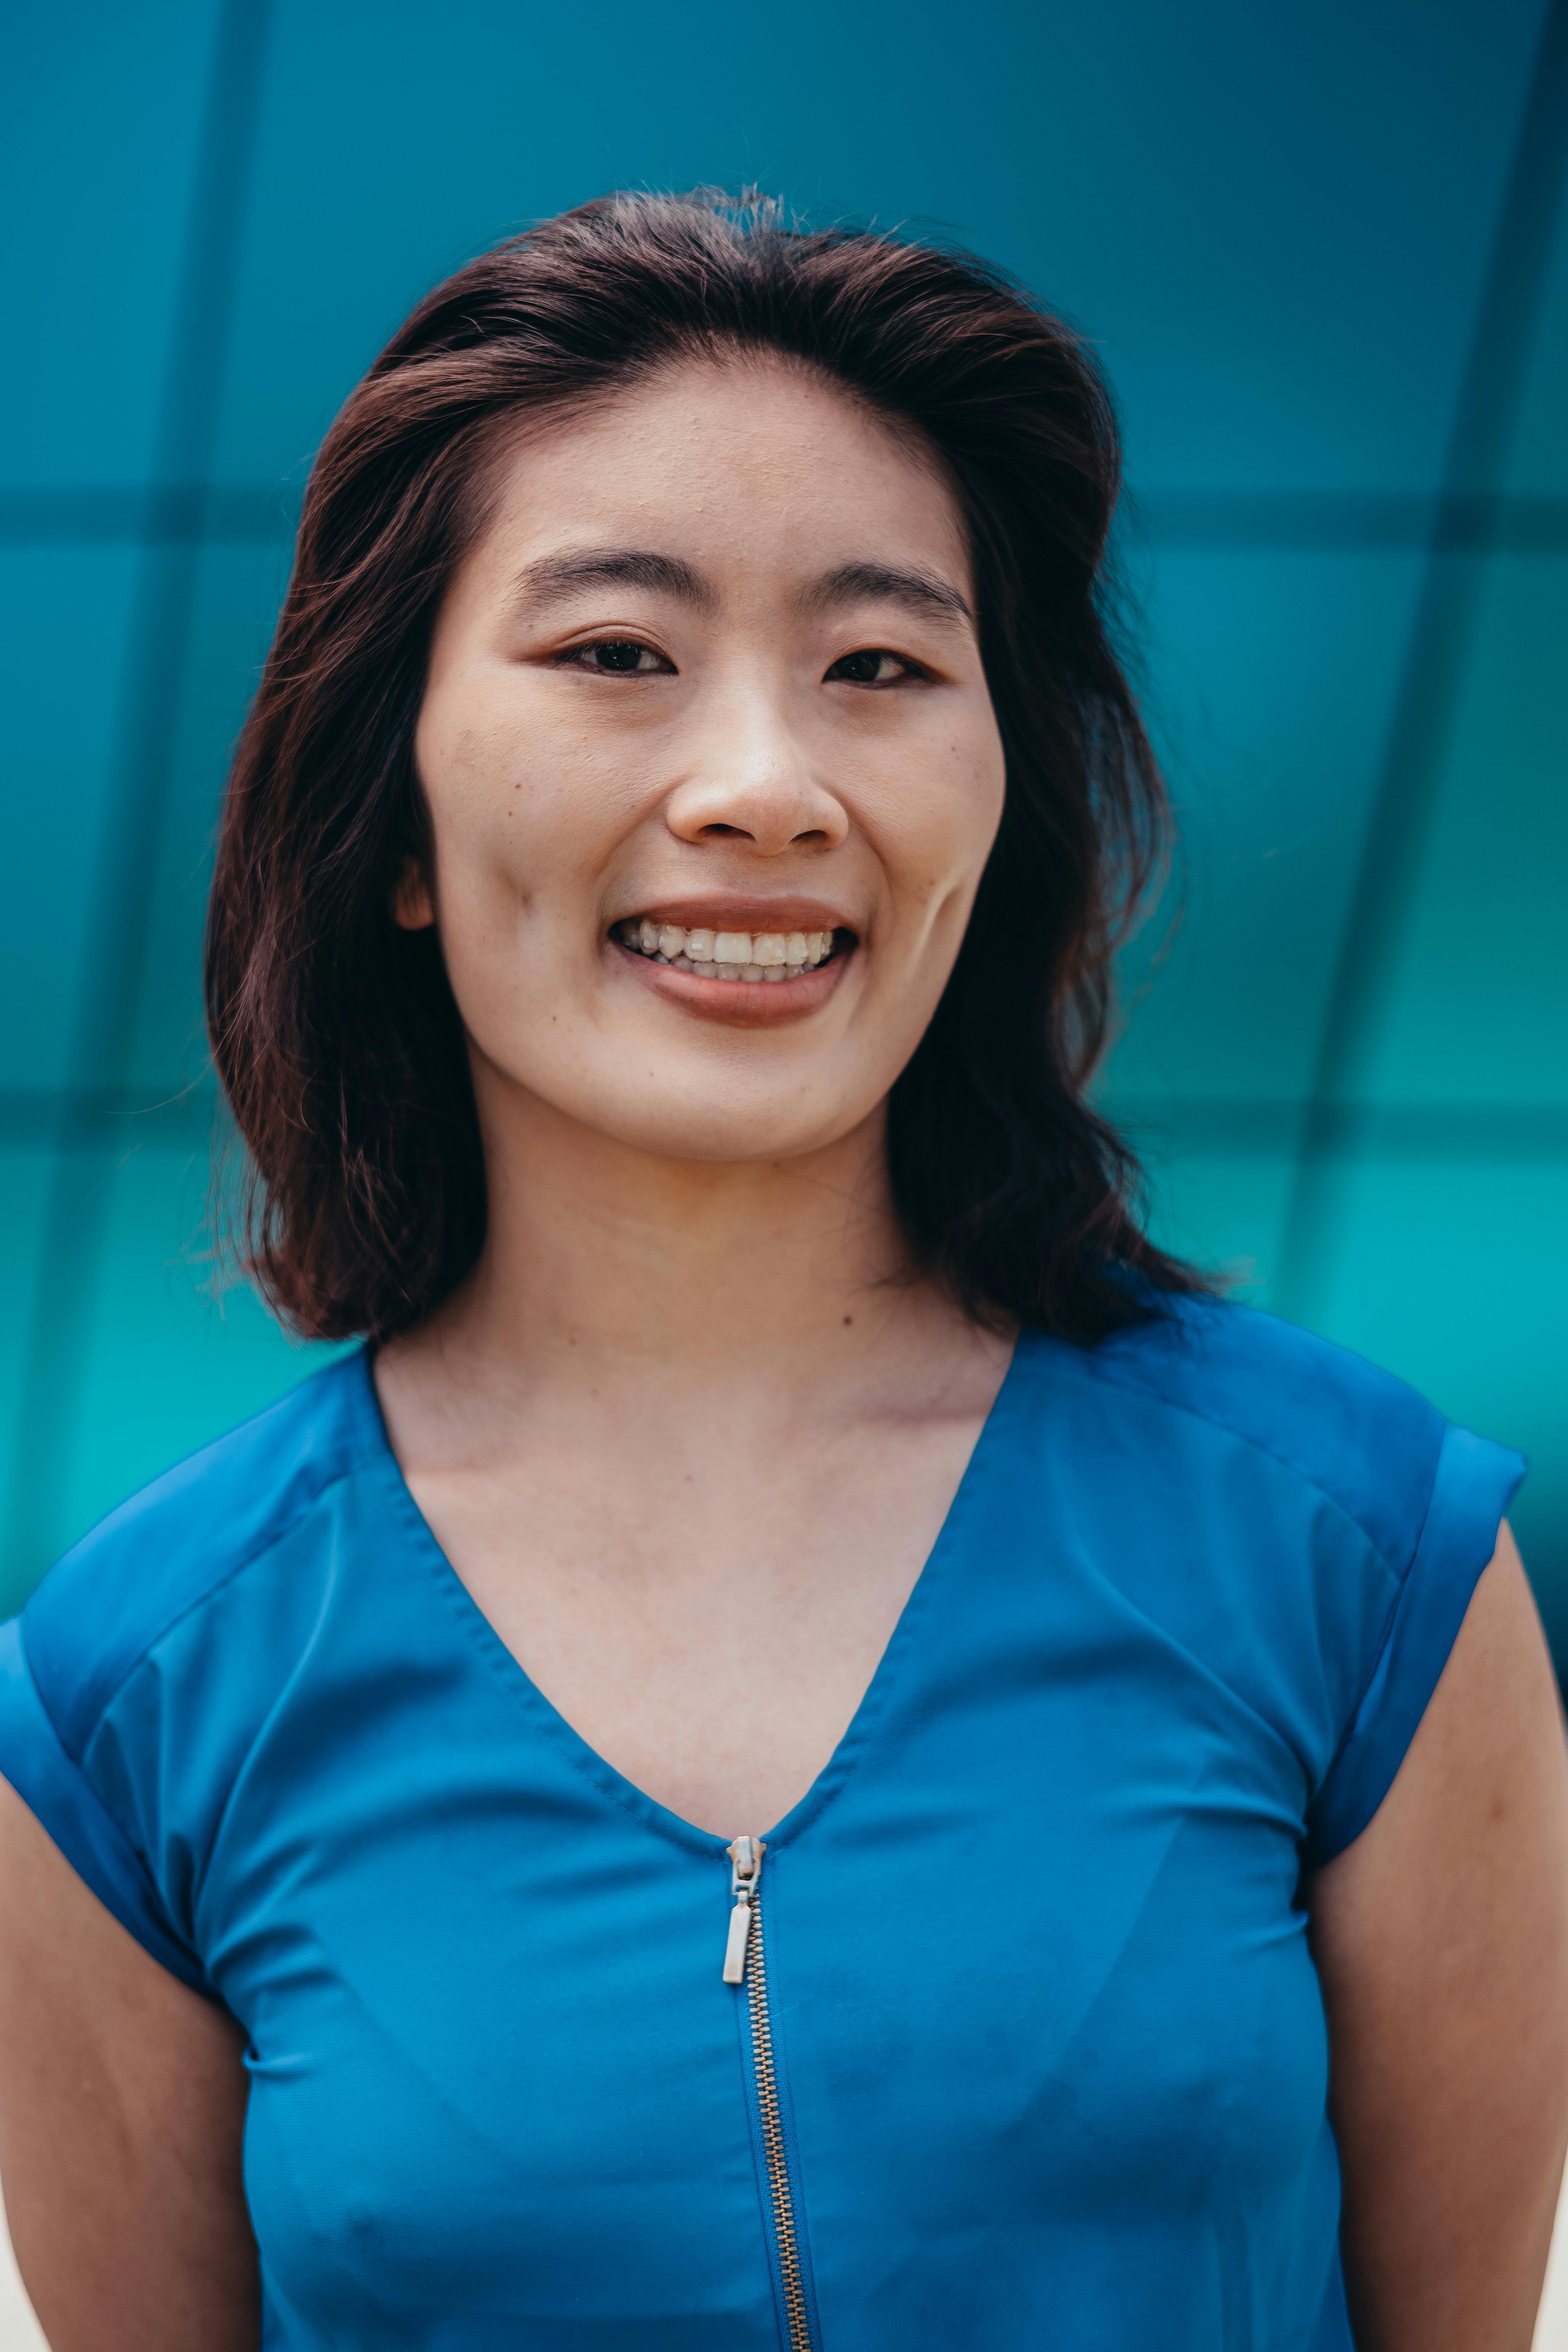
[206,188,1204,1346]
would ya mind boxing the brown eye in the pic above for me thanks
[825,649,918,686]
[566,640,669,674]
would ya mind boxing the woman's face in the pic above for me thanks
[409,356,1006,1168]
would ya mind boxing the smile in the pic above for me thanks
[614,919,845,983]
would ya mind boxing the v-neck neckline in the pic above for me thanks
[354,1335,1030,1864]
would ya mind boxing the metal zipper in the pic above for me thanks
[724,1836,817,2352]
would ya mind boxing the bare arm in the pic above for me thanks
[1310,1524,1568,2351]
[0,1777,258,2351]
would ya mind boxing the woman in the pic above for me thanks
[0,191,1563,2352]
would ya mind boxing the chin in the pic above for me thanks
[609,1106,864,1169]
[568,1069,871,1169]
[474,1030,885,1170]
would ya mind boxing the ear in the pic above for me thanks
[391,856,436,931]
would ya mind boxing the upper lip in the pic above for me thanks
[610,896,857,936]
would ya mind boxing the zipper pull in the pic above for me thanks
[723,1835,766,1983]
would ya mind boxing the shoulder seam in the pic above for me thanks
[28,1454,365,1769]
[1074,1343,1415,1585]
[1309,1420,1457,1838]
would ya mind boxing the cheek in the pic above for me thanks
[417,678,619,909]
[962,712,1010,846]
[875,723,1007,916]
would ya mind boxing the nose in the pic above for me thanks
[662,684,850,856]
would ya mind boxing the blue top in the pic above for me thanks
[0,1300,1524,2350]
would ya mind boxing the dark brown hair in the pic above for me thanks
[206,189,1204,1344]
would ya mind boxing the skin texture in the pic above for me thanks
[2,357,1565,2345]
[1311,1523,1568,2352]
[0,1778,257,2352]
[387,356,1012,1840]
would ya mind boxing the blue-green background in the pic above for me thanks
[3,2,1565,1652]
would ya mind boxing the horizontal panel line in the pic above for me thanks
[1104,1097,1568,1157]
[1,1086,1563,1159]
[4,485,1568,553]
[1132,489,1568,552]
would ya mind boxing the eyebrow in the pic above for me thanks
[509,547,972,627]
[511,547,717,611]
[798,561,973,626]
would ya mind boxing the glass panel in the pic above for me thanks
[1133,1138,1299,1308]
[55,1132,342,1569]
[1315,1155,1568,1654]
[0,2,220,489]
[129,537,295,1095]
[1369,555,1568,1106]
[1504,180,1568,497]
[1101,548,1425,1107]
[0,548,139,1089]
[209,0,1544,493]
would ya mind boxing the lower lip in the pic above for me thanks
[612,939,854,1025]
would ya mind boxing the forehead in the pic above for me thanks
[462,354,971,601]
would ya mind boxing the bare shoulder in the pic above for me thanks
[0,1778,258,2352]
[1311,1527,1567,1932]
[1309,1527,1568,2352]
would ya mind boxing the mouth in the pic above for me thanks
[612,916,852,985]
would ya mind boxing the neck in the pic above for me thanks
[411,1079,949,1411]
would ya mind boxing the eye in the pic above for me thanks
[824,648,924,687]
[560,639,673,675]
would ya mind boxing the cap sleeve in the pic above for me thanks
[0,1615,208,1992]
[1305,1422,1527,1867]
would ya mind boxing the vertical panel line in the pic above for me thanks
[1273,0,1568,1327]
[4,0,274,1611]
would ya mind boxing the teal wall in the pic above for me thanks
[3,0,1565,1644]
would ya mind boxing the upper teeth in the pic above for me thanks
[618,921,838,982]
